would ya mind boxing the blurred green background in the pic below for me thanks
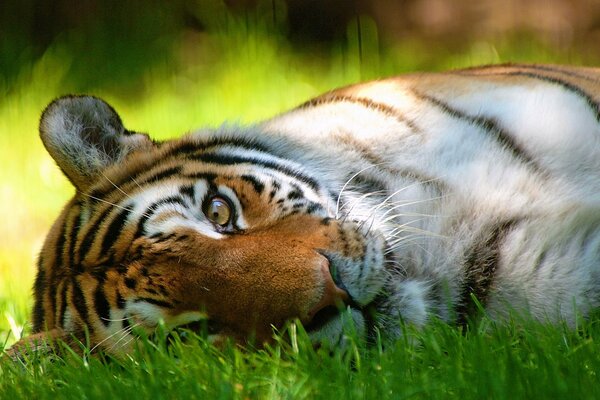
[1,0,599,344]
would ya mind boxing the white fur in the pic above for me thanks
[254,73,600,331]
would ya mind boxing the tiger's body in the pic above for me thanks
[14,64,600,355]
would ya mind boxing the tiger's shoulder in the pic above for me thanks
[308,63,600,101]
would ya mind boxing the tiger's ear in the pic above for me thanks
[40,95,154,191]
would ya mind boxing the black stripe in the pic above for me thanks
[459,63,600,84]
[116,290,125,309]
[125,277,136,289]
[57,279,68,328]
[122,317,131,332]
[414,91,545,174]
[162,136,273,159]
[269,180,281,202]
[333,131,447,196]
[510,64,600,83]
[77,206,113,266]
[140,165,183,185]
[348,174,388,195]
[66,205,83,267]
[32,261,45,332]
[183,172,217,183]
[332,131,388,167]
[300,95,421,133]
[91,266,107,282]
[391,167,450,194]
[456,219,518,325]
[94,284,112,327]
[54,215,67,270]
[191,152,320,191]
[533,249,549,273]
[47,221,67,319]
[100,206,133,255]
[88,165,183,201]
[71,278,90,327]
[180,184,195,200]
[92,137,272,201]
[501,71,600,123]
[135,297,174,308]
[287,184,304,200]
[457,67,600,123]
[241,174,265,195]
[306,202,324,214]
[133,196,187,238]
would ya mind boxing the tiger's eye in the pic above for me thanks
[206,197,232,226]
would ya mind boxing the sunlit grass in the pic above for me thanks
[2,317,600,399]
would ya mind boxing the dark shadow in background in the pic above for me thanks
[1,0,599,92]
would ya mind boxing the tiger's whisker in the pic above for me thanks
[90,321,138,353]
[335,163,390,219]
[81,192,153,220]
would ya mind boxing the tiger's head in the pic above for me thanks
[32,95,391,354]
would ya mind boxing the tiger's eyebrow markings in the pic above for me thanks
[179,184,196,200]
[241,174,265,195]
[190,152,321,191]
[89,137,275,201]
[162,136,273,158]
[133,196,188,239]
[412,90,547,176]
[287,184,304,200]
[88,165,183,200]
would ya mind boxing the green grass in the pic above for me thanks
[2,318,600,399]
[1,3,600,398]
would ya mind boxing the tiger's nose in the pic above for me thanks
[305,257,350,323]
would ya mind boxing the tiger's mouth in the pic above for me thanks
[174,304,382,347]
[304,305,341,332]
[175,319,223,338]
[305,300,383,342]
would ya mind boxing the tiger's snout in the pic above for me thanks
[304,255,351,324]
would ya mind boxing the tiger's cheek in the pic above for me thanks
[159,218,375,336]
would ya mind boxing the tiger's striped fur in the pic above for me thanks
[12,63,600,355]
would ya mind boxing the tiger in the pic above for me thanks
[8,63,600,357]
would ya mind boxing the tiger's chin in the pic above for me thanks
[305,278,434,349]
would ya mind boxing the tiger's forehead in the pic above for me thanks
[86,134,325,202]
